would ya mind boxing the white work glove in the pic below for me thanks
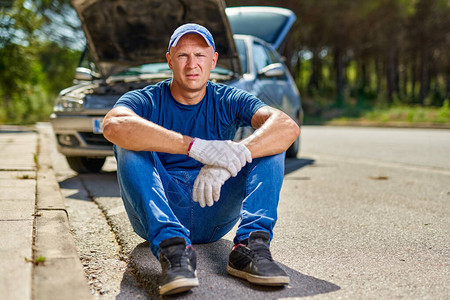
[188,138,252,177]
[193,166,231,208]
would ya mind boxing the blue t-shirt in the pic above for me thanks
[114,79,266,170]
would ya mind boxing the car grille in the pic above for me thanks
[79,132,113,146]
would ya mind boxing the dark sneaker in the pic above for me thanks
[227,231,289,286]
[159,237,199,295]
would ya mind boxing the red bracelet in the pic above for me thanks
[187,138,196,155]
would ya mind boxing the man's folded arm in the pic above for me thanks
[242,106,300,158]
[103,106,192,154]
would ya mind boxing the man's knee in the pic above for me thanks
[249,152,285,177]
[114,145,133,162]
[114,146,157,167]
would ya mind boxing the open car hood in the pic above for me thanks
[72,0,241,78]
[226,6,296,50]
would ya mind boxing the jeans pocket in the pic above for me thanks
[208,215,240,243]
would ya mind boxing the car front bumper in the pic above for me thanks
[50,113,113,157]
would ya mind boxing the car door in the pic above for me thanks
[262,43,301,121]
[227,6,300,120]
[251,40,284,108]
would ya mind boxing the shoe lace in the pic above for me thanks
[165,248,190,268]
[251,244,273,262]
[175,254,190,268]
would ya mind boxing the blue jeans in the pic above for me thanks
[114,146,285,258]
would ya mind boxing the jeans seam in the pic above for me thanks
[208,215,240,242]
[235,163,250,242]
[185,171,194,242]
[190,194,193,242]
[243,163,250,201]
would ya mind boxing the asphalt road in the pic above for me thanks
[50,125,450,299]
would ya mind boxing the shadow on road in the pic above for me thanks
[285,157,315,175]
[59,172,120,200]
[125,240,339,299]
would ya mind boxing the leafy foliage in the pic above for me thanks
[0,0,81,124]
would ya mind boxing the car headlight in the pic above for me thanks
[53,95,85,112]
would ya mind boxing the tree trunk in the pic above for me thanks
[395,55,400,95]
[386,46,396,103]
[335,47,344,107]
[446,64,450,100]
[295,52,302,90]
[357,60,367,105]
[419,47,428,105]
[431,61,440,106]
[375,57,382,95]
[394,55,401,101]
[402,58,408,100]
[308,48,320,92]
[411,59,417,102]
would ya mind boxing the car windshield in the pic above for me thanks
[113,63,171,76]
[110,62,234,78]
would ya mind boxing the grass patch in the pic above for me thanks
[354,102,449,124]
[25,256,46,265]
[18,174,35,180]
[304,99,450,126]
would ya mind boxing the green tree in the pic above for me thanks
[39,41,81,96]
[1,0,45,123]
[0,0,81,124]
[407,0,450,105]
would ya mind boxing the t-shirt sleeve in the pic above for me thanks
[226,87,267,127]
[114,90,152,119]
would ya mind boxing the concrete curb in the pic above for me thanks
[0,125,37,300]
[33,124,92,300]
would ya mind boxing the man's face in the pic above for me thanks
[167,34,218,94]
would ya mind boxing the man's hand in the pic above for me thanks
[193,166,231,208]
[188,138,251,176]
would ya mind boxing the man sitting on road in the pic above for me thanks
[103,23,300,296]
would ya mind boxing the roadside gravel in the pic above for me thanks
[49,123,148,300]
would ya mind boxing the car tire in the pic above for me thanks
[66,156,106,173]
[285,135,300,158]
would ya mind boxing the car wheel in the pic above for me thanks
[66,156,106,173]
[285,136,300,158]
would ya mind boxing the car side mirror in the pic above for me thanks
[74,67,99,81]
[257,63,285,78]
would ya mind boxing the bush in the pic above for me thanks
[0,42,79,124]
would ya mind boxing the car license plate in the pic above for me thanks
[92,118,104,134]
